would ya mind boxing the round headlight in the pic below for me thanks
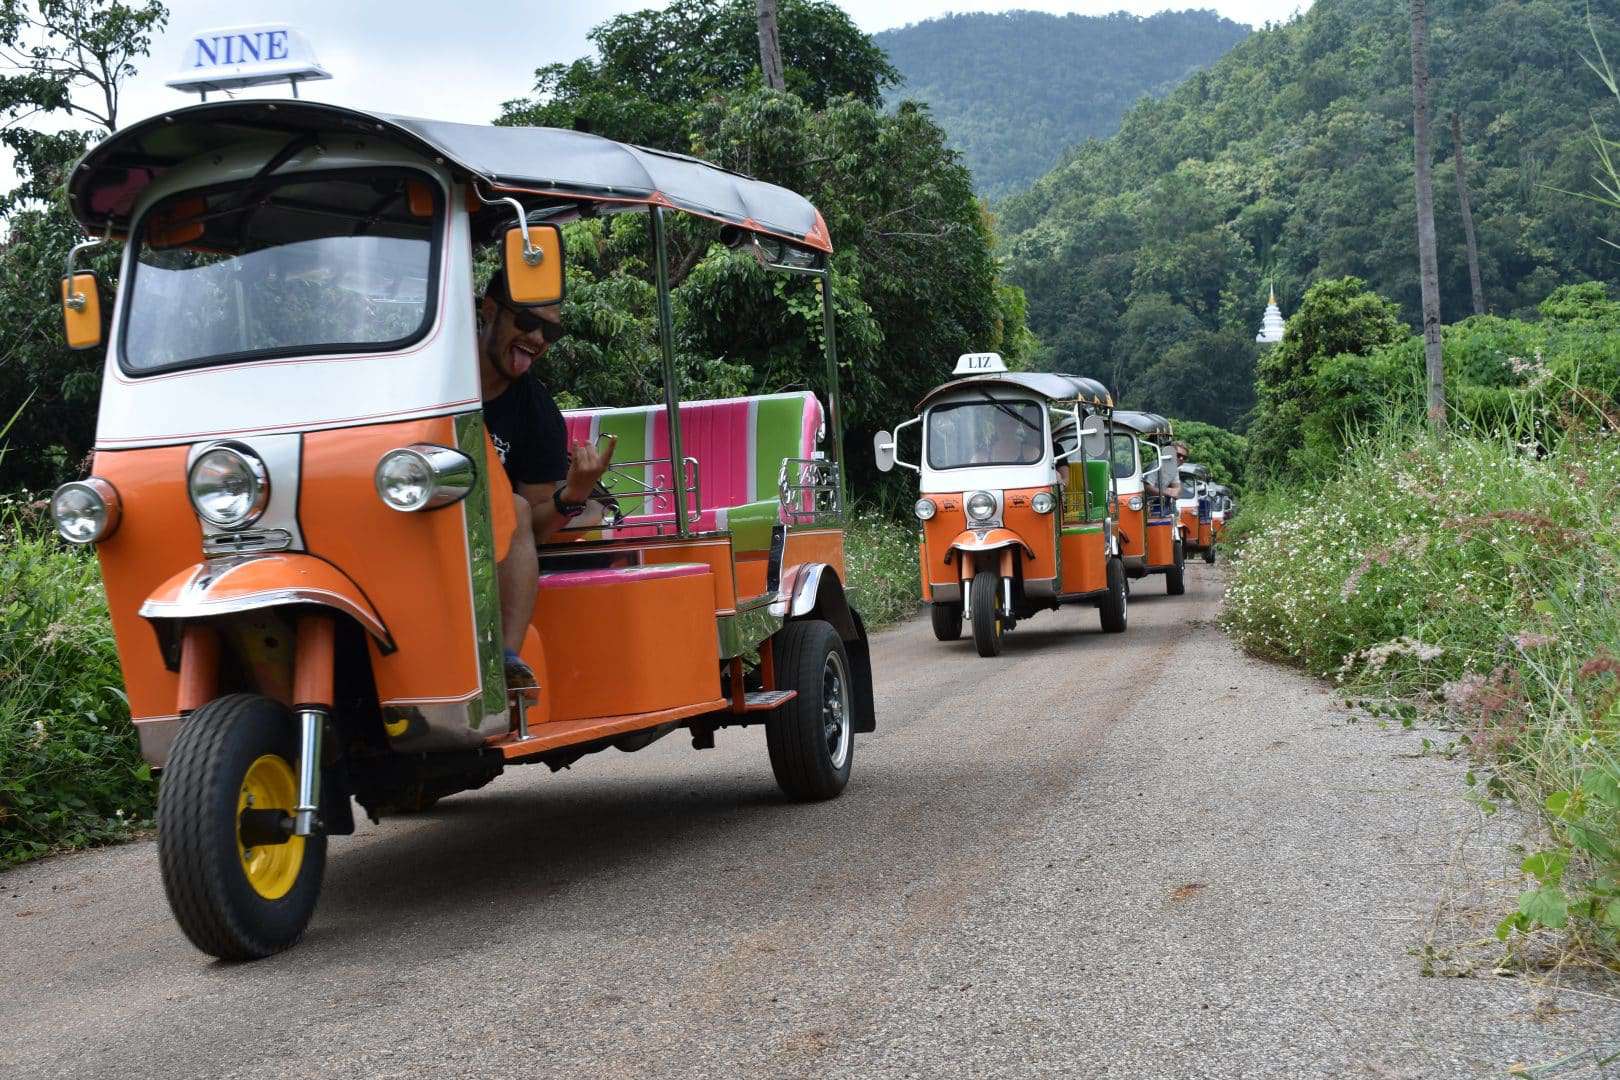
[189,446,268,529]
[1127,495,1143,512]
[1031,491,1056,515]
[51,478,119,544]
[376,445,475,512]
[913,497,937,521]
[966,491,996,521]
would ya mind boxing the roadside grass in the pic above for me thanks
[1221,415,1620,969]
[0,501,153,869]
[843,509,921,629]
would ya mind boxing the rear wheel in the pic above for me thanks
[1167,540,1186,595]
[930,601,963,642]
[766,621,853,801]
[1099,556,1128,633]
[157,694,326,961]
[970,571,1003,658]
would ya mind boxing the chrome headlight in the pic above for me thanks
[1127,495,1144,512]
[50,478,120,544]
[966,490,996,521]
[1031,491,1056,515]
[914,497,937,521]
[376,445,475,511]
[189,445,269,529]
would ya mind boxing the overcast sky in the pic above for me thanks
[112,1,1312,131]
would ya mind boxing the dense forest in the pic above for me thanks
[874,9,1249,200]
[998,0,1620,430]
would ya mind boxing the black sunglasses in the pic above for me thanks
[496,299,566,343]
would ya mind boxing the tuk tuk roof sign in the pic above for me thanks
[954,352,1007,375]
[67,100,833,254]
[917,372,1113,411]
[166,26,331,94]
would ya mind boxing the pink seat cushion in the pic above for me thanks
[536,563,709,590]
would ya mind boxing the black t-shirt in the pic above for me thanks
[484,374,568,491]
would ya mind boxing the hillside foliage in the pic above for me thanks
[874,10,1248,201]
[998,0,1620,430]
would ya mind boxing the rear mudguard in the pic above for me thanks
[770,563,874,734]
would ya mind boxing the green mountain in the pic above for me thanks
[874,10,1250,200]
[997,0,1620,429]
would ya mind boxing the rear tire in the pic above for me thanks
[158,693,326,961]
[1167,540,1186,595]
[1099,556,1128,633]
[969,571,1003,658]
[930,601,963,642]
[766,621,854,801]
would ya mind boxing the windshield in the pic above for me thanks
[1110,433,1137,479]
[926,399,1045,470]
[121,171,440,374]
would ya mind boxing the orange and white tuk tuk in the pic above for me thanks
[1176,462,1217,564]
[50,101,875,959]
[1210,484,1235,546]
[1108,411,1185,595]
[874,354,1125,657]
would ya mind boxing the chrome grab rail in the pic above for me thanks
[778,457,842,525]
[556,455,701,534]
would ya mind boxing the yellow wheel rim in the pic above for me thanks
[237,754,305,901]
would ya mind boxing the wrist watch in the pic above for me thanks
[552,488,587,520]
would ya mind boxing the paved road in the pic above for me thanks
[4,568,1614,1079]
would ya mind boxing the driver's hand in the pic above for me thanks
[563,436,616,501]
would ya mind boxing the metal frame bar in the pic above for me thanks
[649,206,690,538]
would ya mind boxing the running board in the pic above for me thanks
[737,689,796,712]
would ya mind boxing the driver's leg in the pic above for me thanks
[497,494,538,656]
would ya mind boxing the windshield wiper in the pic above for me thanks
[975,388,1041,434]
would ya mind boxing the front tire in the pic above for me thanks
[969,571,1003,658]
[158,693,326,961]
[766,621,854,801]
[1167,540,1186,595]
[1204,545,1217,565]
[1099,555,1128,633]
[930,601,963,641]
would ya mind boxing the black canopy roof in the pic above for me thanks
[67,100,832,252]
[917,372,1113,410]
[1178,462,1210,480]
[1111,410,1174,436]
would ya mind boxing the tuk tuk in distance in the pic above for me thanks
[874,354,1126,658]
[1176,461,1217,565]
[1109,410,1185,595]
[1210,484,1236,545]
[52,100,874,960]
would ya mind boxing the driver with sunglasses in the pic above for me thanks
[478,269,616,690]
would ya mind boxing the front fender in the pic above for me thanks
[140,555,394,654]
[943,528,1035,562]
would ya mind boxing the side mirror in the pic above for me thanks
[873,430,896,473]
[61,272,103,351]
[503,221,565,306]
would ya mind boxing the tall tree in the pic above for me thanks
[1408,0,1447,429]
[1450,111,1485,316]
[756,0,784,91]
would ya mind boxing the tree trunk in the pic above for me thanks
[1450,111,1485,316]
[757,0,786,91]
[1410,0,1447,430]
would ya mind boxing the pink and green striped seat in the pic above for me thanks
[562,391,824,544]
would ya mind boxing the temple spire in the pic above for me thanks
[1256,286,1285,344]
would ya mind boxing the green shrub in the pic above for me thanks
[0,504,153,867]
[1222,419,1620,964]
[842,510,920,630]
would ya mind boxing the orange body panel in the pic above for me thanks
[301,418,485,710]
[781,529,846,583]
[91,444,204,722]
[530,570,721,723]
[638,537,739,610]
[920,496,968,591]
[1059,529,1107,595]
[1146,520,1175,568]
[1117,504,1146,558]
[1001,486,1058,583]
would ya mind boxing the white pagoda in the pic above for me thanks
[1255,286,1285,344]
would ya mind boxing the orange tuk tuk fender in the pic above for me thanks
[942,529,1035,562]
[140,555,394,655]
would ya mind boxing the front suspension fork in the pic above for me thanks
[291,614,335,837]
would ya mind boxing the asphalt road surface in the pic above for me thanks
[4,568,1616,1079]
